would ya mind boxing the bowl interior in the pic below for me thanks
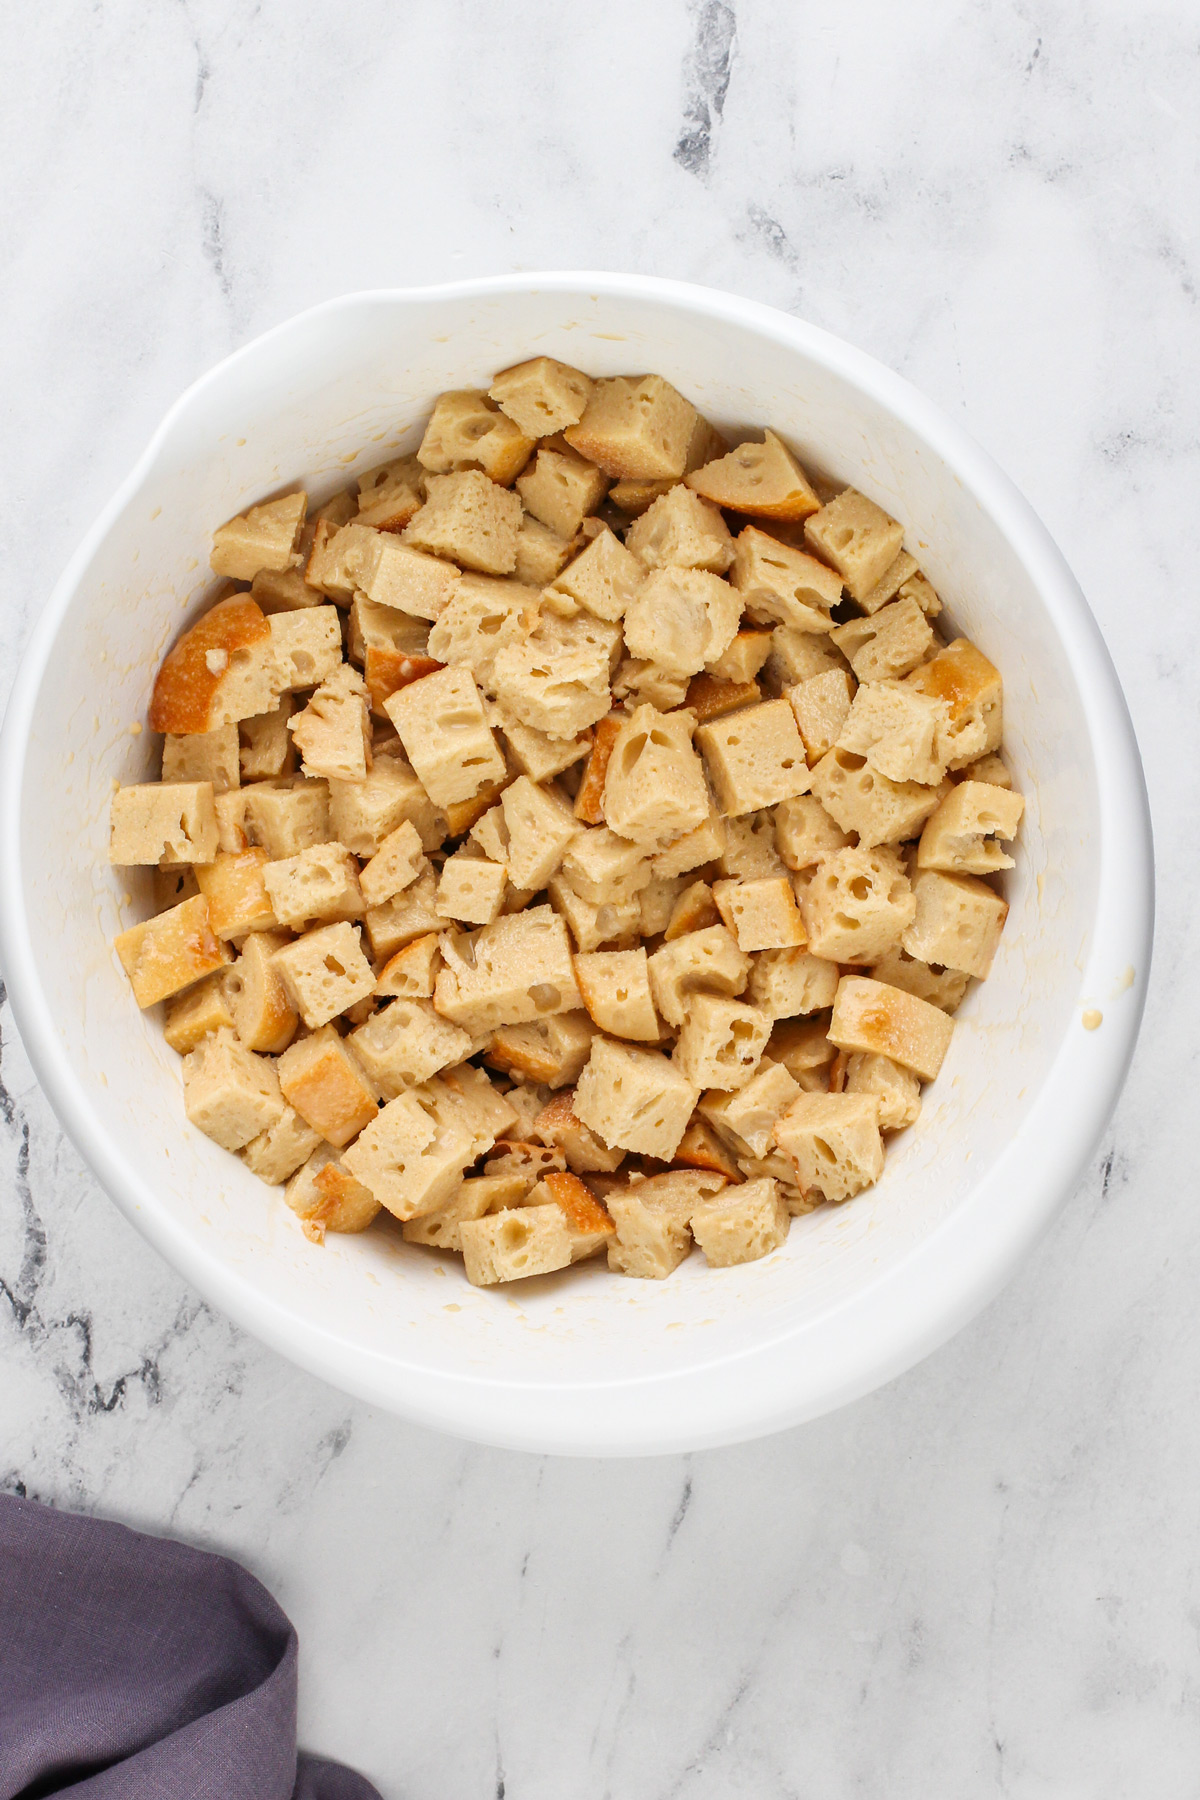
[9,283,1102,1434]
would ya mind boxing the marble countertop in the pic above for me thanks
[0,2,1193,1792]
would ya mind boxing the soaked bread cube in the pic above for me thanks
[804,489,903,601]
[277,1025,379,1148]
[149,597,277,736]
[957,751,1012,789]
[385,665,505,808]
[402,1172,531,1252]
[648,923,750,1028]
[830,974,954,1081]
[358,819,425,908]
[673,993,771,1091]
[684,674,763,726]
[716,810,784,880]
[686,430,819,521]
[242,1105,323,1186]
[266,607,344,691]
[903,869,1008,979]
[638,874,687,937]
[305,520,380,602]
[772,1090,884,1203]
[625,485,734,574]
[664,880,720,940]
[489,356,594,437]
[697,698,810,816]
[800,845,914,965]
[364,868,444,959]
[713,875,807,952]
[242,777,331,858]
[349,998,475,1095]
[402,469,522,575]
[809,747,947,848]
[564,374,699,480]
[154,865,201,911]
[868,945,971,1013]
[906,638,1003,769]
[748,946,839,1018]
[287,664,371,784]
[651,811,727,879]
[605,1184,693,1280]
[502,776,582,890]
[700,1060,802,1158]
[550,526,644,622]
[491,609,620,739]
[575,1036,698,1160]
[461,1204,575,1285]
[691,1177,790,1268]
[417,390,535,486]
[239,700,295,781]
[436,853,507,926]
[624,567,740,679]
[767,1016,838,1092]
[611,658,689,712]
[484,1011,596,1088]
[516,444,609,537]
[110,782,219,867]
[533,1090,626,1174]
[226,929,297,1054]
[763,626,850,694]
[342,1090,476,1220]
[856,549,920,616]
[114,895,229,1008]
[163,971,235,1055]
[262,843,363,931]
[731,527,842,631]
[433,905,581,1034]
[488,700,591,785]
[355,455,426,532]
[284,1144,381,1242]
[836,680,949,786]
[574,947,660,1040]
[514,514,573,586]
[162,726,241,795]
[706,626,773,686]
[211,491,306,581]
[376,930,442,1001]
[196,847,279,937]
[602,704,712,849]
[183,1026,285,1152]
[845,1052,922,1131]
[560,825,649,905]
[358,541,461,621]
[527,1171,617,1262]
[329,755,441,858]
[426,575,539,690]
[917,780,1024,874]
[773,795,853,870]
[547,875,642,953]
[250,565,324,614]
[272,921,375,1028]
[786,669,857,765]
[832,596,933,683]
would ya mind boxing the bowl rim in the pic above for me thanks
[0,272,1154,1455]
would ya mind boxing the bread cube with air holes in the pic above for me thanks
[533,1090,626,1173]
[489,356,594,437]
[748,946,840,1018]
[691,1177,790,1268]
[304,520,377,601]
[357,542,461,623]
[420,1064,518,1158]
[401,469,522,575]
[551,526,644,622]
[358,819,426,908]
[513,514,573,586]
[401,1172,531,1253]
[730,527,842,631]
[623,567,741,679]
[647,924,751,1028]
[210,491,306,581]
[685,430,820,520]
[786,670,857,765]
[763,626,850,695]
[182,1027,285,1152]
[700,1060,802,1158]
[384,665,505,808]
[148,597,278,736]
[365,868,443,959]
[287,664,371,783]
[869,945,971,1013]
[917,780,1024,874]
[774,794,853,870]
[242,777,331,859]
[436,853,507,926]
[625,485,734,574]
[284,1144,381,1242]
[491,608,620,739]
[329,755,442,858]
[809,748,947,848]
[799,845,914,964]
[426,574,539,690]
[697,699,810,816]
[110,783,219,867]
[265,606,344,690]
[349,998,475,1095]
[574,1036,698,1160]
[713,876,807,953]
[432,905,581,1034]
[573,948,660,1041]
[903,869,1008,979]
[484,1011,596,1088]
[602,704,712,849]
[547,875,641,953]
[526,1171,616,1262]
[560,826,650,906]
[845,1052,922,1132]
[262,843,363,932]
[515,444,608,537]
[501,777,581,890]
[837,681,949,786]
[114,896,230,1008]
[829,975,954,1082]
[772,1090,884,1203]
[272,921,375,1028]
[355,455,425,531]
[239,700,294,780]
[376,930,442,1001]
[163,972,235,1056]
[673,993,771,1091]
[276,1025,378,1148]
[611,658,689,713]
[460,1205,575,1285]
[342,1090,477,1220]
[832,597,933,684]
[225,930,297,1054]
[241,1106,323,1187]
[564,374,699,480]
[715,810,783,880]
[803,489,903,601]
[162,726,241,794]
[605,1184,693,1279]
[906,638,1004,770]
[417,390,535,486]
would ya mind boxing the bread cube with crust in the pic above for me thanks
[550,526,644,622]
[114,895,229,1008]
[673,993,771,1091]
[489,699,592,786]
[515,445,609,537]
[376,930,442,1000]
[563,374,698,480]
[241,1106,323,1186]
[845,1052,922,1131]
[803,489,904,601]
[713,875,807,952]
[691,1177,790,1267]
[673,1115,743,1181]
[731,527,842,631]
[491,609,620,739]
[837,680,949,785]
[514,514,573,586]
[225,930,297,1054]
[272,921,375,1028]
[196,847,278,937]
[484,1010,596,1088]
[602,705,712,850]
[748,946,840,1017]
[773,1090,884,1203]
[768,1016,838,1091]
[547,875,641,953]
[869,945,971,1013]
[533,1090,626,1173]
[697,699,810,817]
[489,357,594,437]
[809,748,947,848]
[401,1172,531,1252]
[262,843,363,931]
[266,606,344,691]
[461,1205,575,1284]
[239,700,295,780]
[284,1144,381,1242]
[329,754,442,858]
[402,470,522,575]
[830,975,954,1081]
[417,390,535,486]
[384,665,505,808]
[426,575,539,691]
[163,971,235,1055]
[648,923,750,1027]
[575,1036,698,1160]
[832,597,932,683]
[341,1090,475,1220]
[763,625,850,694]
[355,455,426,532]
[162,726,241,795]
[182,1026,285,1152]
[665,880,720,940]
[523,1170,616,1261]
[211,491,306,580]
[685,430,820,520]
[110,783,219,867]
[605,1185,693,1279]
[906,638,1003,770]
[706,628,773,687]
[348,998,475,1095]
[700,1060,802,1158]
[623,567,741,679]
[364,867,443,959]
[573,948,659,1040]
[800,845,914,964]
[149,597,277,736]
[625,484,734,574]
[787,670,857,765]
[774,795,853,870]
[917,780,1024,874]
[501,776,581,890]
[903,869,1008,979]
[684,675,762,727]
[288,664,371,783]
[276,1025,378,1148]
[349,595,433,694]
[433,905,581,1033]
[242,777,331,859]
[651,811,727,879]
[436,852,507,926]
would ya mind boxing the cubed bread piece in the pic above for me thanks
[357,542,461,622]
[573,947,659,1040]
[154,865,201,910]
[837,680,949,785]
[110,783,219,867]
[426,575,539,691]
[163,971,235,1055]
[773,1090,884,1203]
[226,929,298,1053]
[349,998,475,1094]
[648,924,750,1028]
[917,780,1024,874]
[182,1026,285,1152]
[284,1144,381,1242]
[533,1090,626,1173]
[417,390,535,486]
[349,591,429,671]
[277,1025,379,1147]
[857,549,919,616]
[401,1172,531,1252]
[906,638,1003,769]
[461,1204,574,1285]
[685,430,819,521]
[664,880,720,940]
[748,946,840,1018]
[469,803,509,866]
[162,725,241,795]
[490,609,620,739]
[484,1011,596,1088]
[684,674,762,726]
[420,1064,518,1160]
[706,627,773,686]
[832,597,932,683]
[239,700,295,780]
[691,1177,790,1267]
[800,845,914,964]
[433,905,581,1033]
[329,754,442,857]
[436,853,507,925]
[287,664,371,783]
[845,1052,922,1131]
[355,455,426,532]
[774,795,853,870]
[602,705,711,849]
[515,445,609,538]
[700,1060,802,1158]
[241,1106,323,1186]
[763,626,850,694]
[574,1036,698,1160]
[625,485,734,574]
[114,895,229,1008]
[272,921,375,1028]
[376,930,443,1000]
[358,819,426,907]
[489,357,594,437]
[730,526,842,631]
[250,566,323,614]
[869,945,971,1013]
[611,658,690,712]
[623,567,741,679]
[514,514,573,586]
[211,491,306,581]
[526,1170,616,1262]
[196,847,279,937]
[651,811,727,879]
[903,869,1008,979]
[673,1115,743,1181]
[242,777,331,859]
[384,665,505,808]
[266,607,344,691]
[787,670,857,764]
[605,1186,692,1279]
[560,825,649,906]
[564,375,698,480]
[713,876,807,952]
[697,699,810,817]
[262,843,363,931]
[364,867,443,959]
[489,699,592,786]
[501,776,582,890]
[803,489,904,601]
[829,974,954,1082]
[768,1016,838,1091]
[547,875,642,953]
[149,596,276,736]
[809,748,947,848]
[550,526,644,622]
[341,1090,475,1220]
[305,520,378,601]
[673,993,771,1091]
[401,469,522,575]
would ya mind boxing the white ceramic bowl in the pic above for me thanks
[0,274,1152,1455]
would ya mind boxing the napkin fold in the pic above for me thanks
[0,1493,381,1799]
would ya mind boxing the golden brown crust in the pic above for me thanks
[149,596,270,735]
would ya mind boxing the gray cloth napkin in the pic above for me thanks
[0,1493,382,1799]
